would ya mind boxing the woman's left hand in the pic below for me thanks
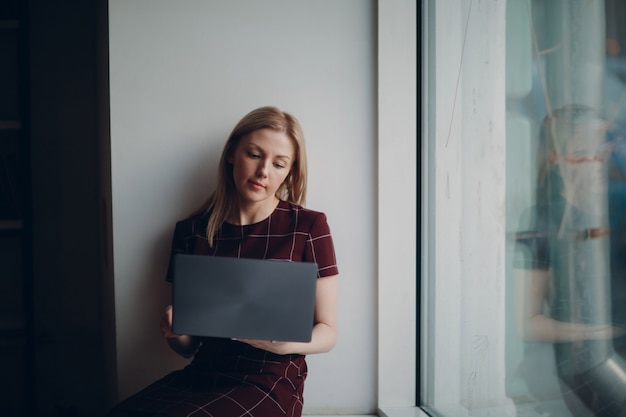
[235,338,294,355]
[234,275,338,356]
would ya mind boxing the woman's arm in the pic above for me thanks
[160,305,201,358]
[239,274,338,355]
[514,268,622,342]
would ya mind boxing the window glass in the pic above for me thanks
[507,1,626,416]
[422,1,626,416]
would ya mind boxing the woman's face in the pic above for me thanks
[228,128,296,206]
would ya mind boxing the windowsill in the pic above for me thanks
[303,414,376,417]
[305,407,431,417]
[378,407,430,417]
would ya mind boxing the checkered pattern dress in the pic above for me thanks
[113,200,339,417]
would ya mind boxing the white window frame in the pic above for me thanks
[377,2,516,416]
[377,0,420,416]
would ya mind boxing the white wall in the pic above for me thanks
[108,0,376,414]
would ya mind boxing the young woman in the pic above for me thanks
[107,106,339,417]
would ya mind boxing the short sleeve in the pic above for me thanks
[513,205,550,270]
[165,217,198,282]
[304,212,339,278]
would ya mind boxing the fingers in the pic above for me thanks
[160,305,175,338]
[235,338,289,354]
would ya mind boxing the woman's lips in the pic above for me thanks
[249,180,265,190]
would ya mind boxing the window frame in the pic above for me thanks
[376,0,419,415]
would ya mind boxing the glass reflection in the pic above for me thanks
[508,1,626,416]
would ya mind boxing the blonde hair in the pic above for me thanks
[200,106,308,246]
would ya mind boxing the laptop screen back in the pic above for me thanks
[172,254,318,342]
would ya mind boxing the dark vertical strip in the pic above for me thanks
[416,0,423,408]
[19,1,34,416]
[96,0,118,410]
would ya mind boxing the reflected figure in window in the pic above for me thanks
[514,106,626,417]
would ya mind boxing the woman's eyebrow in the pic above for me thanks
[247,143,292,160]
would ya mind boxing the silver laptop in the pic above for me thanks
[172,254,318,342]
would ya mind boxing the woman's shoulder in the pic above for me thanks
[274,200,333,236]
[174,210,210,236]
[276,200,329,221]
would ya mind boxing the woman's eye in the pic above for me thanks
[247,152,261,159]
[274,163,286,169]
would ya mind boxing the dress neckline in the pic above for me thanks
[223,200,286,229]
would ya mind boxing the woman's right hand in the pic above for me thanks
[160,305,177,339]
[160,304,200,358]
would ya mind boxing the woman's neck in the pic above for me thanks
[228,197,280,226]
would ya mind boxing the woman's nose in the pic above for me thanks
[256,160,269,177]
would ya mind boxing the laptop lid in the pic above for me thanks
[172,254,318,342]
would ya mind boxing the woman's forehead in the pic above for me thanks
[238,129,296,155]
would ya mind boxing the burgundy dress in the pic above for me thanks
[113,200,339,417]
